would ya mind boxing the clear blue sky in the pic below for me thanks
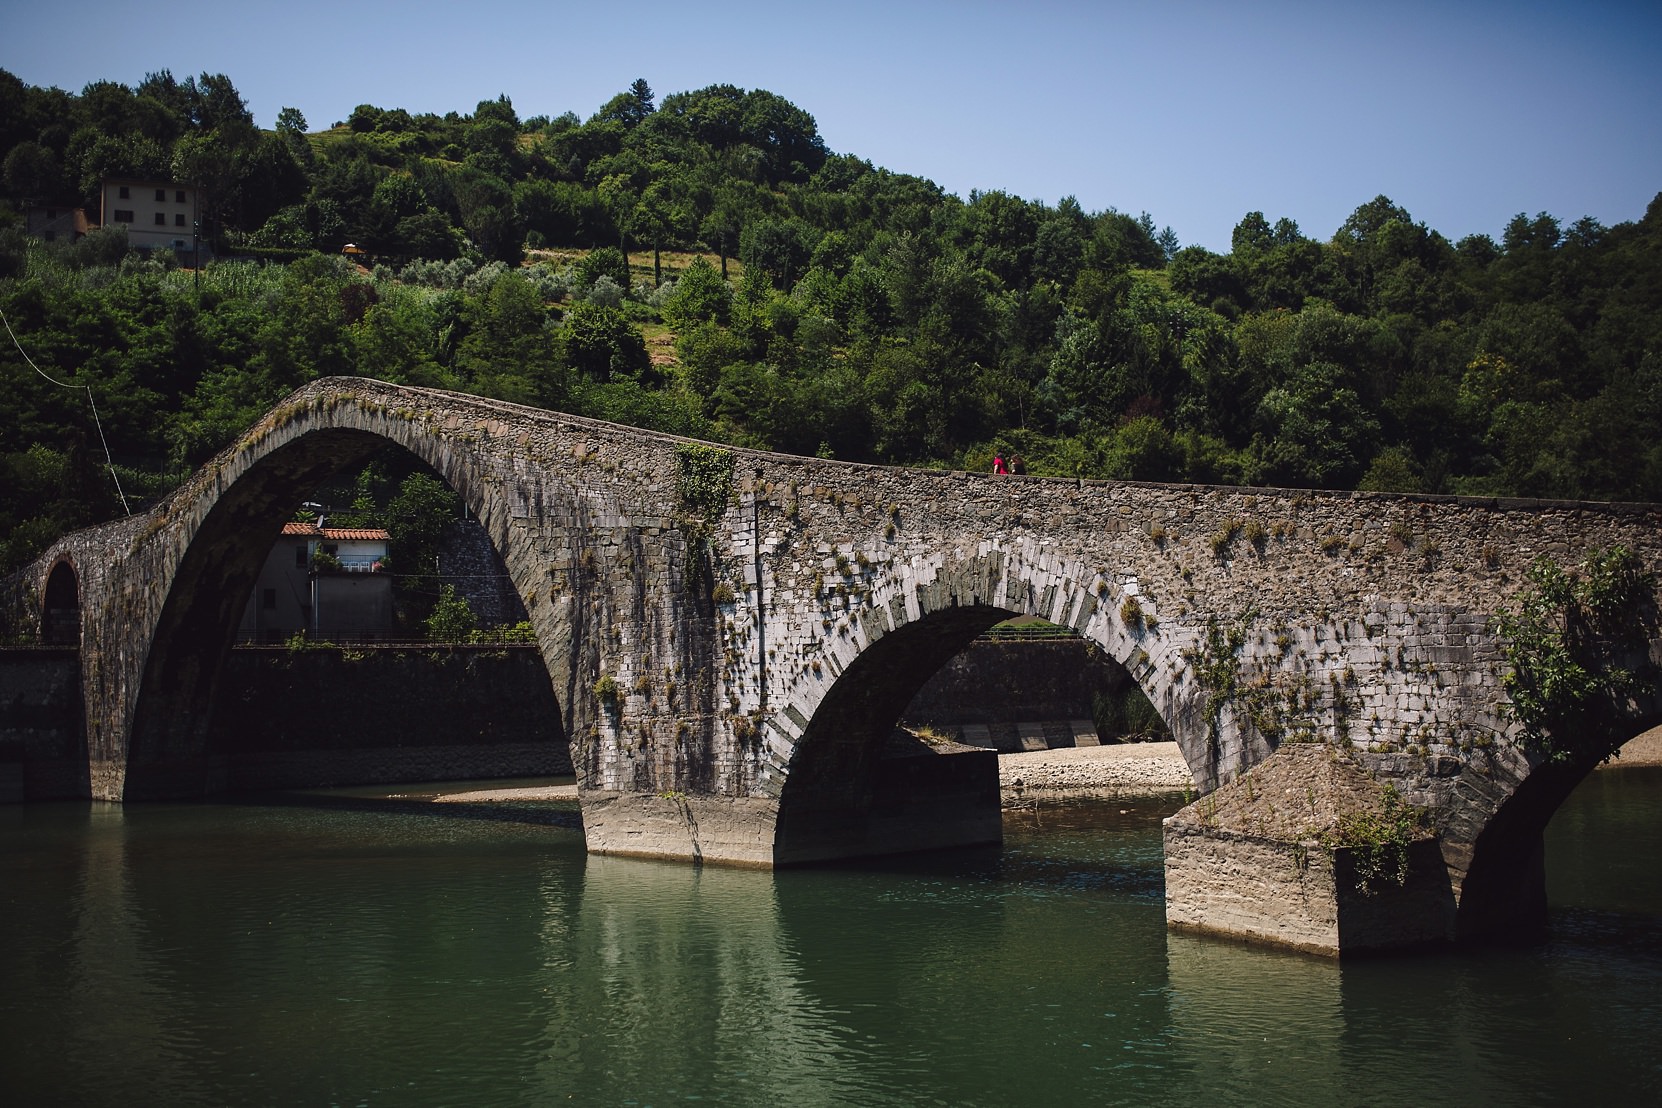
[6,0,1659,253]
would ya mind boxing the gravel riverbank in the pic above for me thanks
[428,741,1193,806]
[998,741,1191,803]
[421,729,1654,807]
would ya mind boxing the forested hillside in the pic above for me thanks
[2,69,1659,575]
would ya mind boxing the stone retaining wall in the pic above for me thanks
[0,648,84,800]
[212,645,572,790]
[0,645,572,799]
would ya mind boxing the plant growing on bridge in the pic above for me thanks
[675,444,735,590]
[1209,517,1243,557]
[594,673,621,712]
[1496,546,1657,762]
[1321,785,1423,893]
[1183,613,1251,748]
[674,444,735,526]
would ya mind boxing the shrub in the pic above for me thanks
[424,584,477,641]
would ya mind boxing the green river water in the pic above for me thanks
[3,768,1659,1106]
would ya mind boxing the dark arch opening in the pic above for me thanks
[900,619,1169,751]
[773,604,1183,864]
[1456,713,1662,943]
[41,561,80,646]
[123,427,568,800]
[1543,726,1662,919]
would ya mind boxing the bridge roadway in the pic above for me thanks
[10,378,1661,952]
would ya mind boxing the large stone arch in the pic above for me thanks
[764,543,1213,863]
[1412,702,1662,943]
[99,392,584,801]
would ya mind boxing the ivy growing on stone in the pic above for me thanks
[1496,545,1657,763]
[674,443,736,595]
[1182,612,1251,749]
[674,443,735,526]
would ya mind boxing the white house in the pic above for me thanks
[239,521,393,641]
[99,178,200,254]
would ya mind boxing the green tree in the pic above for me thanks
[573,245,630,293]
[387,472,460,581]
[558,301,651,384]
[455,271,564,405]
[425,584,478,641]
[661,255,730,329]
[1248,361,1380,488]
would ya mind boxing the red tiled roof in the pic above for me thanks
[281,522,390,540]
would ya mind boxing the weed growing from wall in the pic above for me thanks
[1183,612,1251,749]
[1321,785,1423,893]
[1495,545,1657,762]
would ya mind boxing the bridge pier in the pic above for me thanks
[582,738,1002,866]
[1163,744,1459,955]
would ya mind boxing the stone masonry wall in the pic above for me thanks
[211,645,572,789]
[0,648,84,800]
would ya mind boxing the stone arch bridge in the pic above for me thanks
[11,378,1661,950]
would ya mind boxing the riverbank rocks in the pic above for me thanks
[1163,743,1452,956]
[998,741,1191,802]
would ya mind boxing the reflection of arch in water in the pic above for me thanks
[41,559,80,645]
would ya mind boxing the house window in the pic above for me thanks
[175,214,185,227]
[175,190,186,203]
[262,588,277,610]
[118,186,130,199]
[154,213,166,226]
[154,188,166,201]
[295,545,308,569]
[113,210,134,223]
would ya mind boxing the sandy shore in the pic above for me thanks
[1610,725,1662,767]
[430,783,580,802]
[998,741,1191,801]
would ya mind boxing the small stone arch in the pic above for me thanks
[1447,705,1662,941]
[41,559,80,646]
